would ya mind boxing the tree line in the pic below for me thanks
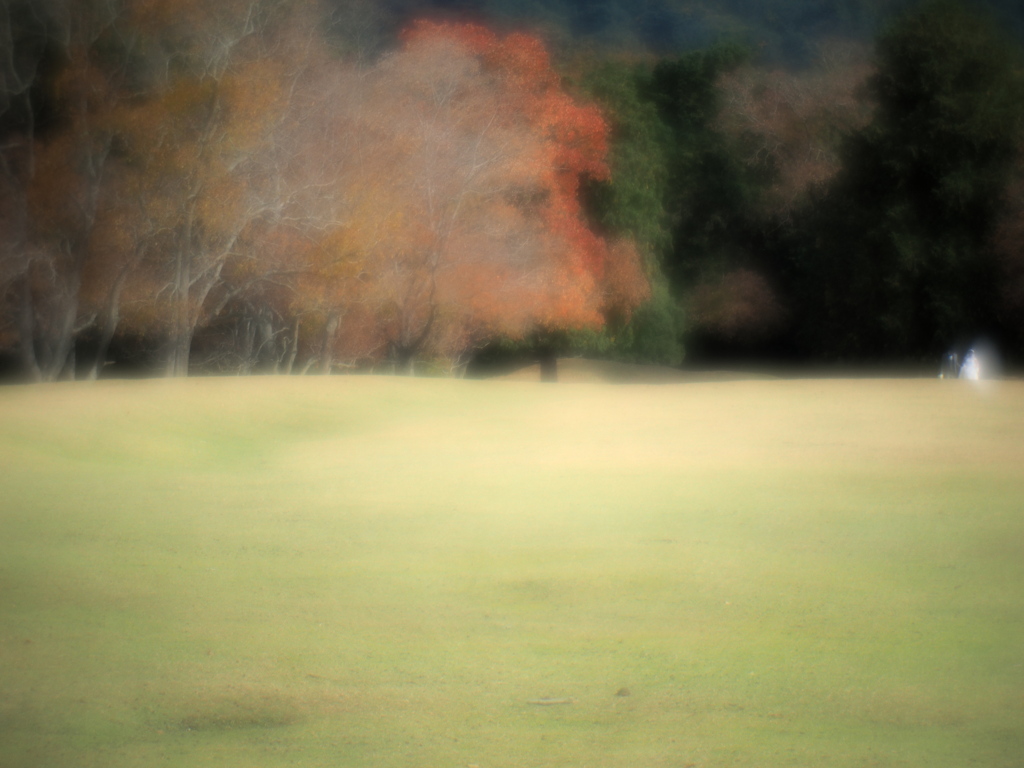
[0,0,648,379]
[571,0,1024,366]
[2,0,1023,380]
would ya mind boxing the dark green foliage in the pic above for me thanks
[650,43,748,134]
[570,44,785,364]
[570,58,684,364]
[590,279,684,363]
[648,44,783,357]
[476,54,689,367]
[384,0,1024,365]
[578,59,673,256]
[649,45,767,285]
[782,0,1024,359]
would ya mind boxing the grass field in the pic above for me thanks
[1,374,1023,767]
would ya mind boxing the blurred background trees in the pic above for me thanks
[0,0,648,377]
[770,0,1024,361]
[2,0,1023,378]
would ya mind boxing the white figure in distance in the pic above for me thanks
[959,349,980,380]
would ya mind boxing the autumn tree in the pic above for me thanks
[109,0,310,376]
[295,21,647,374]
[3,5,647,379]
[254,43,386,375]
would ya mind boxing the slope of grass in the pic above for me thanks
[1,376,1022,767]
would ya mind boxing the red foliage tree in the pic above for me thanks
[289,21,646,372]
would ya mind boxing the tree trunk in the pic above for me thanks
[86,270,129,380]
[28,273,80,382]
[238,316,256,375]
[166,331,193,377]
[166,247,194,377]
[538,348,558,382]
[390,343,416,375]
[62,346,76,380]
[17,275,42,382]
[280,319,299,375]
[165,301,193,377]
[47,274,81,381]
[398,351,415,375]
[320,314,339,374]
[256,314,275,372]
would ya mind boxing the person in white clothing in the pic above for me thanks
[959,349,980,380]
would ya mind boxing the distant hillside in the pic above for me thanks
[366,0,1024,62]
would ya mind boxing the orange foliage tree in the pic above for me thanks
[109,0,307,375]
[3,5,646,377]
[299,20,647,373]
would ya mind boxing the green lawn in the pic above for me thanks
[1,375,1023,767]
